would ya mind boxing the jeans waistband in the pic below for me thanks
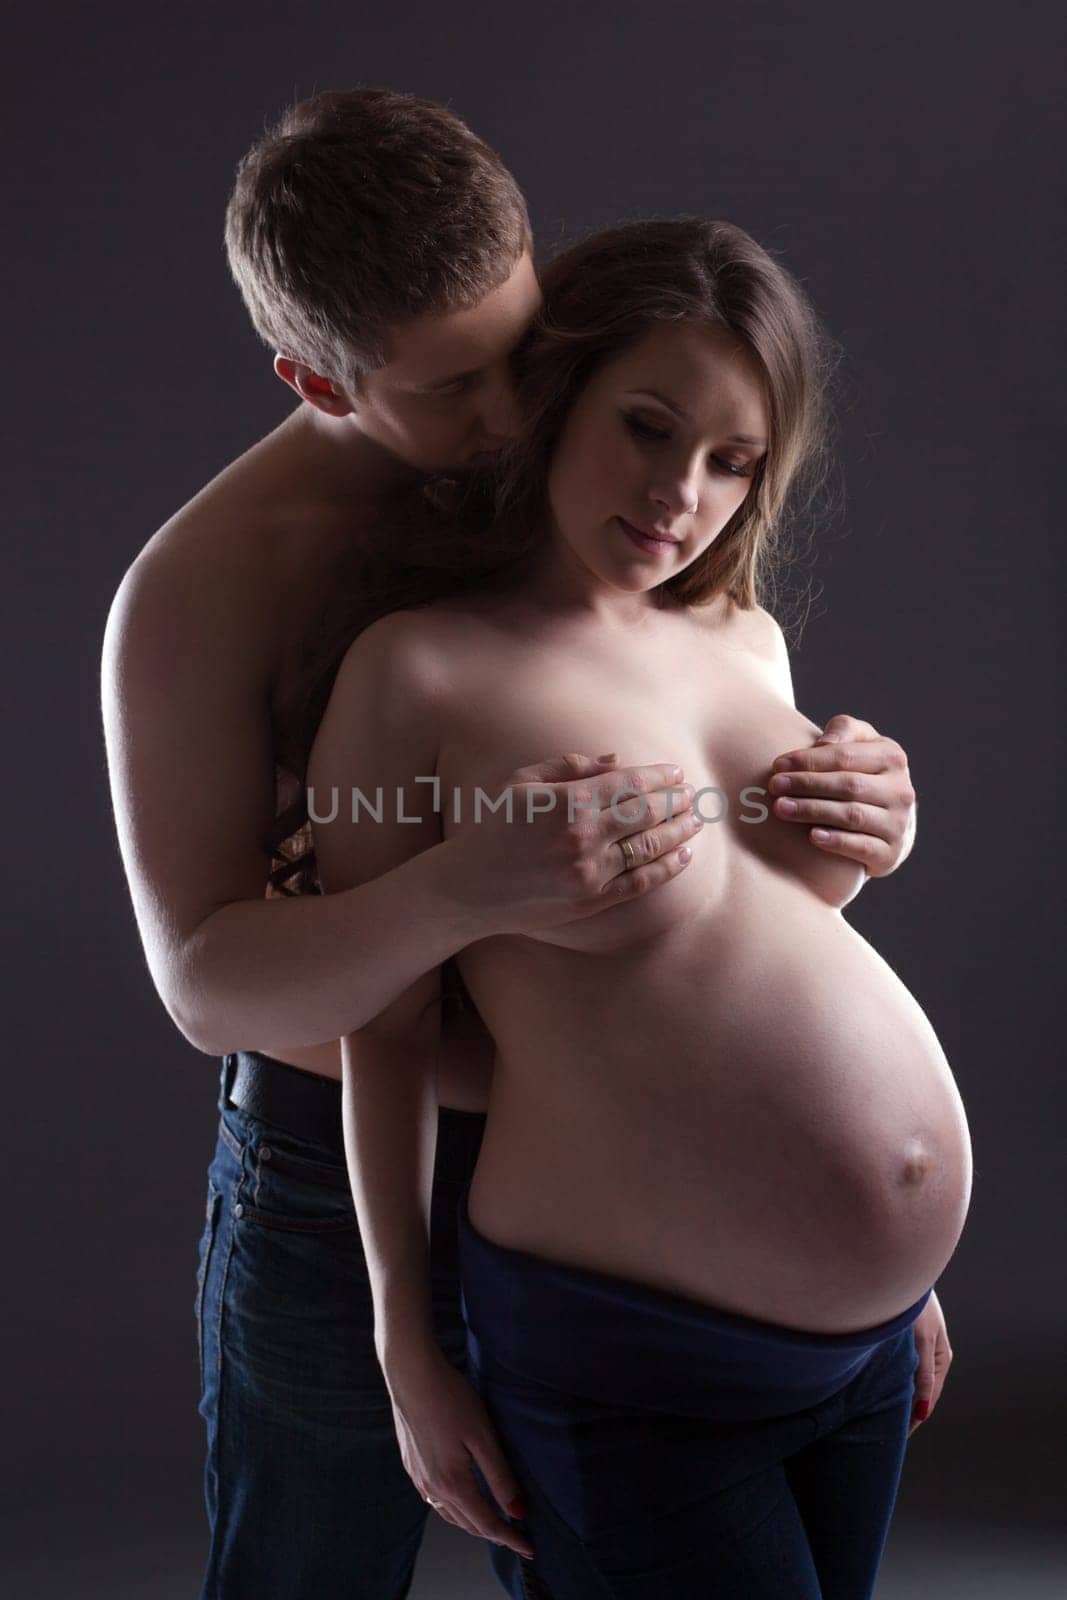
[458,1182,930,1422]
[219,1051,487,1163]
[220,1051,347,1154]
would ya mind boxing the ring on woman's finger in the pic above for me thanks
[618,836,637,871]
[425,1497,445,1510]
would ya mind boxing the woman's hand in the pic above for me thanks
[908,1288,953,1437]
[767,714,917,878]
[383,1341,536,1560]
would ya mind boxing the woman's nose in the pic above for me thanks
[650,471,699,518]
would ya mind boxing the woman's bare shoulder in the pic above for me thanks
[685,591,761,644]
[414,593,518,653]
[332,600,493,713]
[425,589,511,624]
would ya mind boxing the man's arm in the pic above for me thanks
[101,543,697,1058]
[100,547,486,1057]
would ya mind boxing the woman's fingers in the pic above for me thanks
[425,1465,534,1559]
[460,1438,536,1557]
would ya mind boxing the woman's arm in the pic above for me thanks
[309,610,448,1353]
[309,611,534,1556]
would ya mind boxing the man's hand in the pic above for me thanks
[908,1288,953,1437]
[383,1341,535,1560]
[767,714,917,878]
[448,752,701,938]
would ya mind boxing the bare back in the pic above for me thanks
[101,405,494,1105]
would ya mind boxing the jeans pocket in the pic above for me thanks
[236,1126,358,1234]
[195,1178,221,1388]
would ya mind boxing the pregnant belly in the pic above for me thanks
[465,887,973,1332]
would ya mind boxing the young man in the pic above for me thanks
[100,89,944,1600]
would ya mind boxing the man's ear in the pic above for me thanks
[273,356,355,417]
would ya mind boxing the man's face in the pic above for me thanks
[351,252,542,472]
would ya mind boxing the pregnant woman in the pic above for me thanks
[308,219,972,1598]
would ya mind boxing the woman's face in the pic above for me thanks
[544,320,770,600]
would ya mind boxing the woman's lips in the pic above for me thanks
[616,517,680,555]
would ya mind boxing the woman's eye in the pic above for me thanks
[623,413,670,442]
[625,412,755,479]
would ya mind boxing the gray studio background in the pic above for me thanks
[6,3,1064,1595]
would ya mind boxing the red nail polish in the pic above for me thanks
[507,1495,528,1520]
[914,1398,930,1422]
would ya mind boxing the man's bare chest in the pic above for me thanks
[268,530,367,751]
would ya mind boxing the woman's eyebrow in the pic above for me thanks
[625,389,767,448]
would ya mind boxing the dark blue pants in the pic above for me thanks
[195,1056,522,1599]
[460,1184,930,1599]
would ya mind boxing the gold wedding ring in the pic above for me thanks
[619,837,637,871]
[426,1497,445,1510]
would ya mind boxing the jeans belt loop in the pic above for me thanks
[221,1052,237,1108]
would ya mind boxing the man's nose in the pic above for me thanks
[479,370,521,442]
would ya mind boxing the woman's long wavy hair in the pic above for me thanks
[266,217,843,934]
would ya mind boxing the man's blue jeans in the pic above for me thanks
[195,1057,521,1599]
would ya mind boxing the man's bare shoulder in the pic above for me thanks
[130,411,320,588]
[111,409,372,697]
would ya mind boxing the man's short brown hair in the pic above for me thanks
[225,87,532,389]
